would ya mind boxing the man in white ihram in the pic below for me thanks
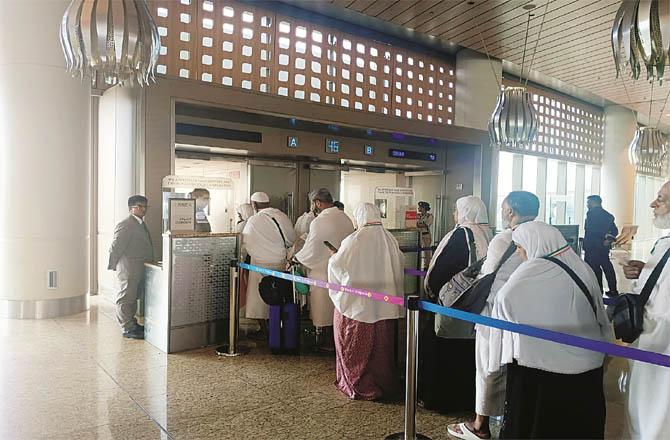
[242,192,295,338]
[295,188,354,351]
[623,180,670,440]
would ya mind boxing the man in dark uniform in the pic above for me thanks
[583,195,619,296]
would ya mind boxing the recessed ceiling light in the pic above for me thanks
[523,3,537,10]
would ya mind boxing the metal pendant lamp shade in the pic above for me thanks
[612,0,670,82]
[629,127,668,166]
[60,0,161,87]
[488,86,539,149]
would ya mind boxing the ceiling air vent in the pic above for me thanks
[47,271,59,289]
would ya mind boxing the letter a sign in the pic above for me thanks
[287,136,299,148]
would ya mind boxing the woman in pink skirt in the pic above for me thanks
[327,203,405,400]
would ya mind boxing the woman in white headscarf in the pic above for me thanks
[425,196,492,296]
[328,203,404,400]
[488,221,610,439]
[419,196,492,412]
[234,203,255,234]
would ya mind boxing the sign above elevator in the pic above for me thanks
[389,148,437,162]
[325,138,340,154]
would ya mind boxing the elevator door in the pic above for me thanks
[249,161,297,221]
[309,166,341,200]
[409,172,447,244]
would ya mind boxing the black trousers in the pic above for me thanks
[585,248,617,293]
[500,363,605,439]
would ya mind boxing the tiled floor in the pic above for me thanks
[1,297,627,439]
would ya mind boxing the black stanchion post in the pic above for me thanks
[217,259,249,356]
[386,295,431,440]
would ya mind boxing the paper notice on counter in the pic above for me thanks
[169,199,196,232]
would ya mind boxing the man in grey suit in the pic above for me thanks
[108,195,154,339]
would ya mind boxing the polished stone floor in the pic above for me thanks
[1,297,627,439]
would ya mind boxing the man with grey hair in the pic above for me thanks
[295,188,354,350]
[623,180,670,440]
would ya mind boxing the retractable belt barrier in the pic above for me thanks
[239,262,670,368]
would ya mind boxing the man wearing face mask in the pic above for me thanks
[190,188,212,233]
[448,191,539,440]
[294,188,354,351]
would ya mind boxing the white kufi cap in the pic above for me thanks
[250,192,270,203]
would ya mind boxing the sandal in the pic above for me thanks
[447,423,490,440]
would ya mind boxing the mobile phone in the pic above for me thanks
[323,241,338,252]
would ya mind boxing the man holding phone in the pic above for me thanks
[294,188,354,351]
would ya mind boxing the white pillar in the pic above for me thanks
[601,105,637,226]
[455,48,502,131]
[455,48,503,224]
[0,0,90,318]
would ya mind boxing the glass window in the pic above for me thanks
[496,151,514,229]
[522,155,537,193]
[566,162,576,224]
[546,159,558,224]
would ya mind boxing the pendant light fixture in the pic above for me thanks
[60,0,161,87]
[612,0,670,83]
[628,126,667,167]
[489,86,539,149]
[629,82,668,168]
[487,2,548,149]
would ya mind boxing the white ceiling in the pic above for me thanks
[291,0,670,128]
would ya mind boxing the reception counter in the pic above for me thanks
[145,232,239,353]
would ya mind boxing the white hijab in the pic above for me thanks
[328,203,404,323]
[487,221,611,375]
[234,203,255,234]
[425,196,492,293]
[295,211,316,238]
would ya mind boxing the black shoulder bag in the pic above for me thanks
[607,248,670,343]
[451,241,519,314]
[542,256,598,318]
[258,216,294,306]
[435,228,514,339]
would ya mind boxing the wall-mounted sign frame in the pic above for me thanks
[287,136,299,148]
[364,145,374,156]
[168,198,196,232]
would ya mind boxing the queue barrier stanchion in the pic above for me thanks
[386,295,431,440]
[216,259,249,357]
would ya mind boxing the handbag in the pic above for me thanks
[258,215,294,306]
[450,242,518,314]
[608,247,670,343]
[435,227,481,338]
